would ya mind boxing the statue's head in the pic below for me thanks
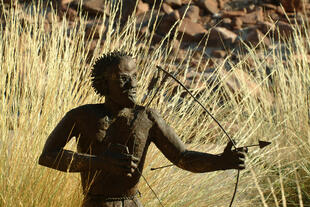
[91,51,138,107]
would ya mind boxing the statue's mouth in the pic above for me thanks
[124,89,137,97]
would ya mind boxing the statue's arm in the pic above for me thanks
[39,109,138,175]
[147,109,242,173]
[38,109,104,172]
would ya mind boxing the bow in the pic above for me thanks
[147,65,271,207]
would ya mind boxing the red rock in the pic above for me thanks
[218,0,230,9]
[85,21,105,39]
[138,26,150,39]
[165,0,182,7]
[211,49,227,58]
[222,69,274,104]
[275,21,294,39]
[81,0,106,14]
[246,28,271,46]
[162,3,174,14]
[268,10,280,21]
[136,0,149,16]
[156,11,180,36]
[257,21,275,34]
[262,3,278,10]
[280,0,303,12]
[232,17,243,30]
[59,0,74,5]
[207,27,237,47]
[240,7,264,25]
[179,5,200,22]
[64,0,106,17]
[222,10,246,18]
[222,18,232,24]
[59,5,78,21]
[178,18,207,42]
[197,0,219,14]
[151,33,164,45]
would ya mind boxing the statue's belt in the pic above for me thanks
[85,191,141,202]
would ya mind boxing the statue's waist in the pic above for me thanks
[84,190,141,201]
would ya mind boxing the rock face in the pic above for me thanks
[207,27,238,47]
[177,18,207,42]
[51,0,310,52]
[280,0,303,12]
[12,0,310,104]
[197,0,219,14]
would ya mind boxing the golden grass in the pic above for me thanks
[0,1,309,206]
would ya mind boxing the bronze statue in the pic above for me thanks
[39,51,247,207]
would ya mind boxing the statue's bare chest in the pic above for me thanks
[78,108,153,157]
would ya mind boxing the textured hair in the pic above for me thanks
[91,51,132,96]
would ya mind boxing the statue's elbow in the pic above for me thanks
[38,154,46,166]
[38,152,53,167]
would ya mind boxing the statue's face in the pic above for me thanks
[106,56,138,108]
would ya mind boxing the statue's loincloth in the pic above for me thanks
[82,192,143,207]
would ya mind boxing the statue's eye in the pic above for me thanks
[120,75,130,83]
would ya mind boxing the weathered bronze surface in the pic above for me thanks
[39,51,247,207]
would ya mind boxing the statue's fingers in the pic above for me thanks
[125,172,133,177]
[131,155,140,163]
[130,161,138,169]
[121,165,134,177]
[238,163,245,170]
[224,141,234,153]
[243,147,248,153]
[237,151,246,159]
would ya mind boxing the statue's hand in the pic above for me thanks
[100,151,140,177]
[219,141,247,170]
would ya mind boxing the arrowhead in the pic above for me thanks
[259,140,271,149]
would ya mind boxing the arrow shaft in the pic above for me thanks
[237,144,259,149]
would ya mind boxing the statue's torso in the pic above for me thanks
[75,104,153,197]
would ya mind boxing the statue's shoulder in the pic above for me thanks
[68,104,107,117]
[144,107,162,122]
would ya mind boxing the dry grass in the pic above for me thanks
[0,1,309,207]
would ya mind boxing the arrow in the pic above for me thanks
[237,140,271,150]
[150,140,271,171]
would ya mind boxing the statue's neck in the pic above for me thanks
[104,98,124,116]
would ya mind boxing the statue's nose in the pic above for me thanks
[130,77,137,88]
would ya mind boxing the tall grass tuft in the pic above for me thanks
[0,1,309,206]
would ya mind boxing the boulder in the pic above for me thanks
[246,28,271,47]
[211,49,227,58]
[62,0,106,18]
[162,3,174,14]
[165,0,182,7]
[136,0,150,16]
[59,5,78,21]
[85,21,105,39]
[59,0,74,5]
[76,0,105,13]
[274,21,294,39]
[279,0,303,12]
[218,0,230,9]
[222,10,246,18]
[240,7,264,25]
[232,17,243,30]
[177,18,207,42]
[178,5,200,22]
[197,0,219,15]
[257,21,276,34]
[220,69,274,104]
[156,11,180,36]
[207,27,237,47]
